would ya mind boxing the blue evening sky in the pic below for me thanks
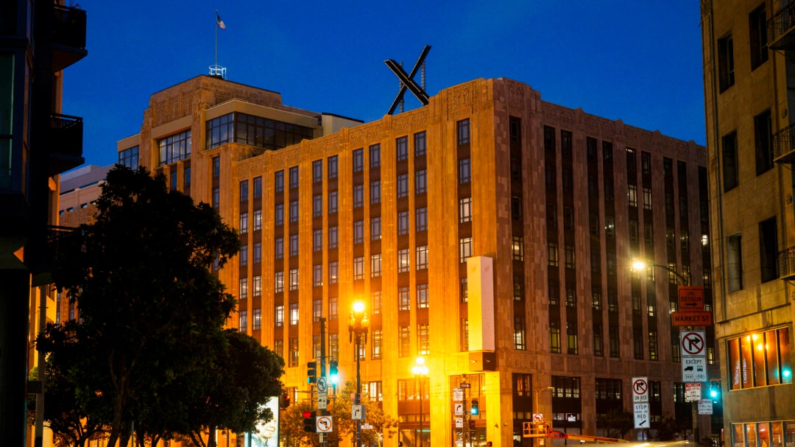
[63,1,705,168]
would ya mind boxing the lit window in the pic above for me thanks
[459,237,473,263]
[290,303,299,325]
[371,254,382,278]
[289,269,299,291]
[459,197,472,223]
[416,246,429,270]
[353,257,364,280]
[274,272,284,293]
[417,284,429,309]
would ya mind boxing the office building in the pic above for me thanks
[700,0,795,444]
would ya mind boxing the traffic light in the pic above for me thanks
[307,361,317,384]
[329,360,339,384]
[302,411,316,432]
[709,379,721,402]
[279,391,291,409]
[470,399,479,415]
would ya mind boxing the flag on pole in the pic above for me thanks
[216,11,226,30]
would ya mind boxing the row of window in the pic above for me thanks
[721,109,774,194]
[728,327,792,390]
[731,421,795,447]
[717,4,768,95]
[206,112,314,150]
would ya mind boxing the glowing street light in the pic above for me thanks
[412,357,430,447]
[349,300,369,447]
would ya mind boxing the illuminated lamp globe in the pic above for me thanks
[353,301,365,313]
[632,260,646,271]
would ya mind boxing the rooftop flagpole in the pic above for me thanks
[215,10,218,70]
[211,10,227,78]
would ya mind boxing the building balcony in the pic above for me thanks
[49,113,84,176]
[52,4,87,72]
[773,122,795,164]
[31,225,76,286]
[778,246,795,282]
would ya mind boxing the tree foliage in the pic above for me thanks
[595,408,634,439]
[38,166,246,446]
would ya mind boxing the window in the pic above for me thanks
[629,219,639,244]
[253,176,262,198]
[628,184,638,207]
[313,160,323,183]
[158,130,191,165]
[353,149,364,173]
[274,238,284,260]
[274,204,284,226]
[399,326,410,357]
[275,171,284,193]
[329,297,338,320]
[566,285,576,308]
[371,217,381,240]
[643,187,652,210]
[118,146,139,169]
[728,328,791,389]
[728,234,744,292]
[289,338,299,367]
[459,197,472,223]
[718,34,735,92]
[290,234,299,257]
[399,287,410,311]
[253,210,262,231]
[514,277,524,301]
[514,317,526,350]
[329,226,338,249]
[415,169,427,194]
[460,278,468,302]
[592,290,602,310]
[548,280,559,305]
[512,236,524,261]
[546,166,556,189]
[313,265,323,287]
[549,320,561,353]
[212,188,219,209]
[548,204,557,229]
[372,290,382,314]
[313,229,323,252]
[169,172,177,190]
[239,310,247,332]
[353,185,364,208]
[417,284,429,309]
[252,308,261,331]
[562,169,572,193]
[370,181,381,204]
[609,325,619,357]
[459,159,471,184]
[564,245,575,269]
[328,191,338,214]
[632,294,641,314]
[459,238,473,263]
[512,196,522,220]
[461,318,469,351]
[240,180,249,202]
[313,194,322,217]
[750,5,769,70]
[353,220,364,244]
[398,249,410,273]
[184,167,191,188]
[289,201,299,223]
[240,213,248,234]
[328,155,338,179]
[594,325,604,357]
[641,151,651,175]
[313,299,322,322]
[563,207,573,230]
[760,217,778,283]
[649,330,658,361]
[511,157,522,181]
[755,110,773,175]
[353,257,364,280]
[396,137,409,161]
[723,132,738,191]
[371,254,382,278]
[289,269,299,291]
[239,278,248,299]
[253,276,262,297]
[548,242,559,267]
[416,207,428,232]
[329,261,338,284]
[418,324,429,355]
[605,216,615,238]
[457,119,470,145]
[633,328,644,359]
[398,211,409,235]
[370,144,381,168]
[329,333,339,360]
[371,330,383,359]
[415,132,427,156]
[289,303,299,325]
[275,305,284,327]
[288,167,299,190]
[416,246,429,270]
[314,336,321,360]
[396,174,409,198]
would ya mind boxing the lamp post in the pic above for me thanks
[534,386,554,421]
[349,301,369,447]
[412,357,429,447]
[631,259,697,442]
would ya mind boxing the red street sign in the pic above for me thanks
[678,286,704,310]
[673,311,713,327]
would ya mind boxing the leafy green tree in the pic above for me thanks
[41,166,240,447]
[595,408,634,439]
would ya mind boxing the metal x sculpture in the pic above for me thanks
[385,45,431,115]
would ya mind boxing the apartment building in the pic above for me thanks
[700,1,795,445]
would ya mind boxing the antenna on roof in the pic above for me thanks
[385,45,431,115]
[210,10,227,79]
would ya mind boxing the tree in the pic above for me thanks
[657,416,690,441]
[595,408,634,439]
[41,166,240,447]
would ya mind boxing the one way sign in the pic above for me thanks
[632,377,648,403]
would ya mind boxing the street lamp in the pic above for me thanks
[412,357,430,447]
[631,259,689,286]
[534,386,554,421]
[349,300,369,447]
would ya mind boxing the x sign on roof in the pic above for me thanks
[385,45,431,115]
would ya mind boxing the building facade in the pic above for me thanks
[93,74,713,447]
[700,0,795,445]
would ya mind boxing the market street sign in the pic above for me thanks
[672,311,713,327]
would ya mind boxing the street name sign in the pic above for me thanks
[678,286,704,310]
[633,403,649,429]
[672,311,713,327]
[362,424,374,430]
[685,383,702,402]
[632,377,649,402]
